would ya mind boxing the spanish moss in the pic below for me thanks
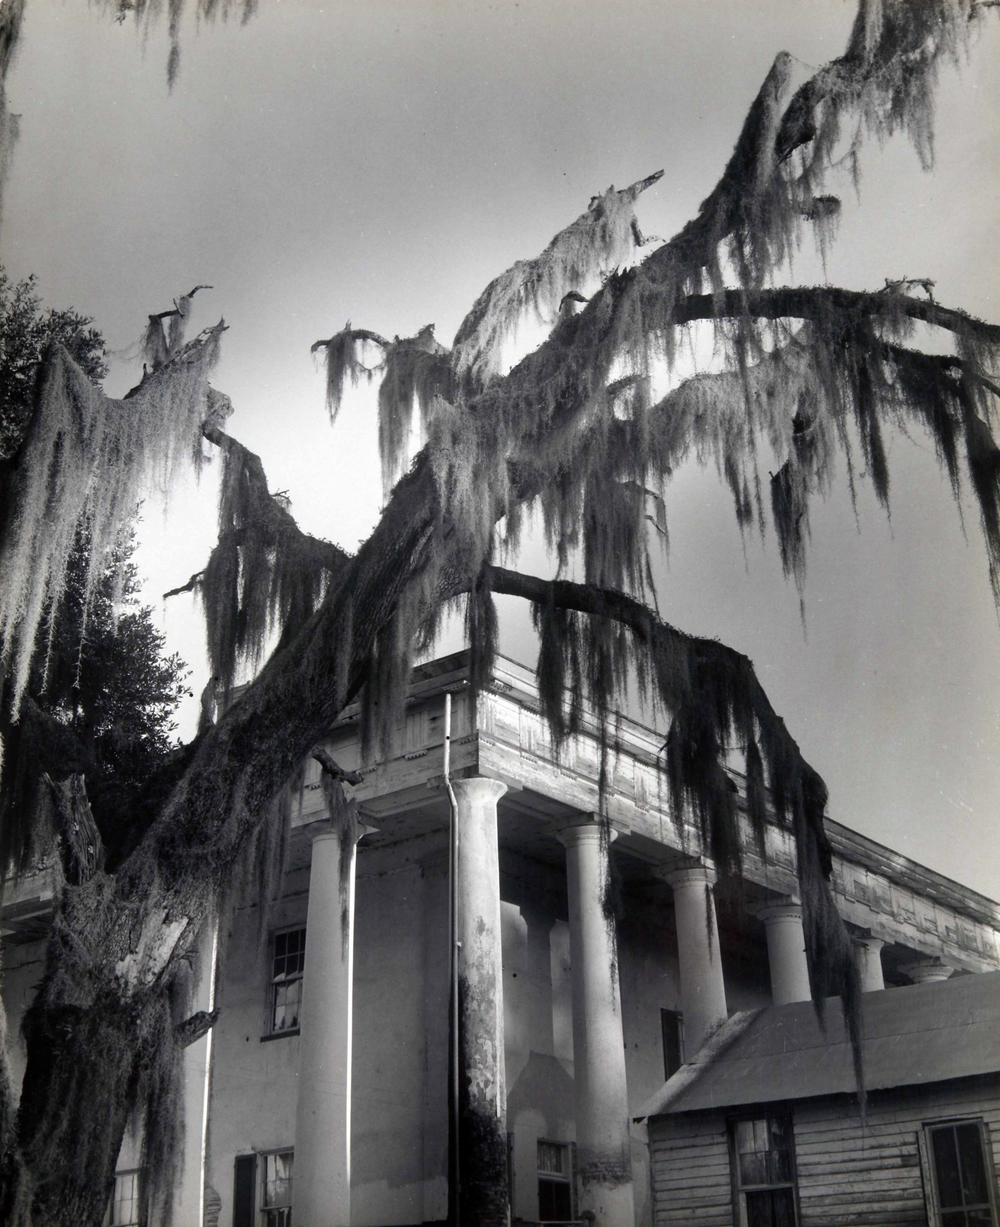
[0,325,222,723]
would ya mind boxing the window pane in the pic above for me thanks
[740,1151,770,1186]
[271,930,305,1032]
[736,1118,771,1187]
[538,1176,573,1221]
[745,1190,777,1227]
[537,1141,566,1175]
[273,929,306,979]
[272,979,302,1032]
[771,1187,797,1227]
[940,1213,968,1227]
[110,1170,141,1227]
[933,1127,964,1209]
[263,1152,293,1209]
[743,1189,797,1227]
[769,1117,794,1184]
[955,1123,990,1207]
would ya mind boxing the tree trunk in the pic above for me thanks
[6,464,455,1219]
[18,995,142,1227]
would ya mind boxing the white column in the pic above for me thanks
[294,808,369,1227]
[172,918,218,1227]
[902,957,953,984]
[452,776,509,1227]
[559,818,634,1227]
[757,899,811,1005]
[853,933,886,993]
[663,864,728,1054]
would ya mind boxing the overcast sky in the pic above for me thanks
[4,0,1000,897]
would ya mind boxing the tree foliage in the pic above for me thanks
[0,270,107,459]
[1,2,1000,1224]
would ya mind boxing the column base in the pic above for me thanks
[578,1170,636,1227]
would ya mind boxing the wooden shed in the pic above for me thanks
[639,971,1000,1227]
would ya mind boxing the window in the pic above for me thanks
[261,1151,294,1227]
[269,927,305,1034]
[661,1007,684,1079]
[106,1169,142,1227]
[731,1114,799,1227]
[537,1139,574,1223]
[233,1151,294,1227]
[924,1120,998,1227]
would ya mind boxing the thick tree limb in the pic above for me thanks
[674,286,1000,344]
[175,1008,219,1048]
[202,424,351,575]
[310,326,390,355]
[42,773,103,886]
[312,747,364,788]
[11,9,988,1216]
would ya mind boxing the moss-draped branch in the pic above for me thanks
[4,2,1000,1220]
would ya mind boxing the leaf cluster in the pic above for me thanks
[0,270,107,460]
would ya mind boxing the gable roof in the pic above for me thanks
[638,971,1000,1120]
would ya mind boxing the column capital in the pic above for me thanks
[901,957,953,984]
[450,775,508,806]
[556,813,627,848]
[657,861,717,890]
[302,814,378,847]
[852,930,886,993]
[755,897,803,925]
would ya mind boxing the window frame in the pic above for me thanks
[259,1148,294,1227]
[920,1117,999,1227]
[265,925,306,1038]
[536,1137,576,1224]
[105,1167,144,1227]
[728,1109,801,1227]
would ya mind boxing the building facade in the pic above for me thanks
[640,972,1000,1226]
[3,650,1000,1226]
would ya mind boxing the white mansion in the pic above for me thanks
[3,651,999,1227]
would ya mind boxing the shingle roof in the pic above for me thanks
[638,971,1000,1120]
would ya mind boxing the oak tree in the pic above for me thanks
[2,2,1000,1224]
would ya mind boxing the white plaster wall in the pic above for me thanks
[618,906,682,1227]
[1,936,46,1103]
[205,870,308,1227]
[198,844,775,1227]
[617,895,772,1227]
[502,900,576,1224]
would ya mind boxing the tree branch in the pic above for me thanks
[163,570,205,600]
[311,747,364,788]
[175,1008,219,1048]
[42,773,103,886]
[674,286,1000,344]
[202,424,352,576]
[310,326,390,355]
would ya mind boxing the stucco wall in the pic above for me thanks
[201,836,776,1227]
[1,935,45,1103]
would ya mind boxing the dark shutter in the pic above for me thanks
[661,1008,683,1079]
[233,1153,256,1227]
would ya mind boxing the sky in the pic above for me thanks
[3,0,1000,897]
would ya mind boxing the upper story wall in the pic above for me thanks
[291,651,1000,977]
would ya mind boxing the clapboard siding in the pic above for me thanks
[648,1075,1000,1227]
[649,1115,733,1227]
